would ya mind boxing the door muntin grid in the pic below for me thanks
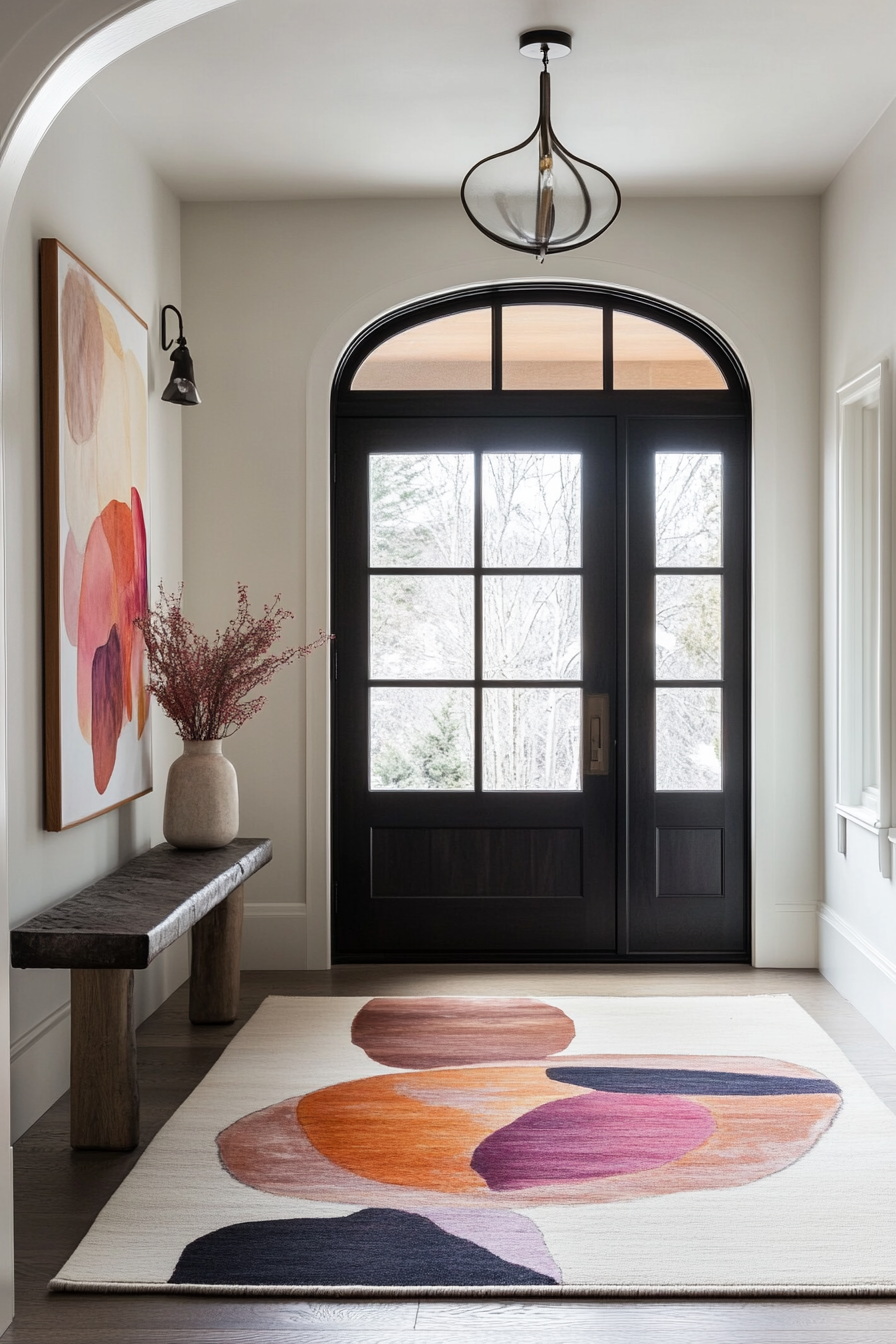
[369,449,583,792]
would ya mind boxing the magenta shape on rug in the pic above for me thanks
[470,1090,717,1191]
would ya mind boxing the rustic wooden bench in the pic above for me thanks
[11,838,272,1151]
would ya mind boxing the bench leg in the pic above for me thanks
[70,969,139,1151]
[189,884,244,1025]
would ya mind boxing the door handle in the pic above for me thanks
[585,693,610,775]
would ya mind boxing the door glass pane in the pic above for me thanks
[656,575,722,679]
[352,310,492,390]
[370,453,474,567]
[484,688,581,791]
[483,575,581,679]
[371,687,473,790]
[656,687,722,790]
[502,305,603,390]
[483,453,581,566]
[614,312,726,389]
[655,452,722,567]
[370,575,473,678]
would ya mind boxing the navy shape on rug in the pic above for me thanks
[169,1208,559,1287]
[545,1067,842,1096]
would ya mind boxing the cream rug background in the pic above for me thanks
[52,994,896,1296]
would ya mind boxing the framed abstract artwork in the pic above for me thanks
[40,239,152,831]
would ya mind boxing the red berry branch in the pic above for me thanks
[134,583,333,741]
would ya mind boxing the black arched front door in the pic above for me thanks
[331,288,750,961]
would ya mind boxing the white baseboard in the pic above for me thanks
[10,1001,70,1143]
[818,904,896,1052]
[240,903,306,970]
[9,935,190,1143]
[753,903,819,967]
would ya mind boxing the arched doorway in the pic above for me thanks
[331,284,750,960]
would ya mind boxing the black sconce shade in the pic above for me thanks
[161,304,201,405]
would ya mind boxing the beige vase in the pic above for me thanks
[163,739,239,849]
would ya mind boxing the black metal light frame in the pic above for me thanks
[160,303,201,405]
[460,29,621,260]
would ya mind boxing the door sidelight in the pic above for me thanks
[585,693,610,775]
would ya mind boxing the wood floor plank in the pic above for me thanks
[416,1299,896,1327]
[8,1329,896,1344]
[5,965,896,1343]
[6,1333,423,1344]
[10,1300,416,1330]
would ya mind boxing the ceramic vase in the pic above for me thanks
[163,739,239,849]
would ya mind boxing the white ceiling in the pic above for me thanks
[89,0,896,201]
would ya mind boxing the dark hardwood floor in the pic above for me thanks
[5,964,896,1342]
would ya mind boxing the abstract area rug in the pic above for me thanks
[52,995,896,1296]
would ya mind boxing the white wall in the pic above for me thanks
[2,87,188,1141]
[821,96,896,1049]
[181,193,822,970]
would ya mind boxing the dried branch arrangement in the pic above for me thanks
[134,583,332,740]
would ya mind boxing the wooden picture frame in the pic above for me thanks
[40,239,152,830]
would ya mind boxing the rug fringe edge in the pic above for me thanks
[47,1279,896,1298]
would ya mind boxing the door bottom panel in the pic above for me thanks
[371,827,582,900]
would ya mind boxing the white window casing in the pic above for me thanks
[836,362,892,876]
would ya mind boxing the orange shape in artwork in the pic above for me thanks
[76,491,149,791]
[100,500,136,721]
[296,1066,588,1194]
[78,514,116,742]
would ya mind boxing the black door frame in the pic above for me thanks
[331,283,752,962]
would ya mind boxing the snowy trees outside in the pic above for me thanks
[369,452,582,790]
[655,453,723,791]
[367,449,725,793]
[370,687,474,791]
[655,452,721,567]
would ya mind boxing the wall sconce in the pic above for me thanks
[160,304,201,405]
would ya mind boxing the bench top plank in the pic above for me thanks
[10,838,272,970]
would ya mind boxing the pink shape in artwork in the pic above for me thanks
[61,268,104,444]
[62,530,84,647]
[125,488,148,735]
[77,514,116,742]
[470,1090,716,1191]
[76,491,148,792]
[100,501,136,720]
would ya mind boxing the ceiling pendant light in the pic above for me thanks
[461,29,621,261]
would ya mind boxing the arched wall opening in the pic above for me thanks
[0,4,823,1325]
[325,280,752,963]
[0,3,240,1324]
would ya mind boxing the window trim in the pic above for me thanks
[836,361,892,874]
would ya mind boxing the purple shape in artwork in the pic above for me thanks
[471,1090,716,1192]
[419,1208,561,1283]
[91,625,123,794]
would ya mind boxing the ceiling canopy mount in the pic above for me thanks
[518,28,572,60]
